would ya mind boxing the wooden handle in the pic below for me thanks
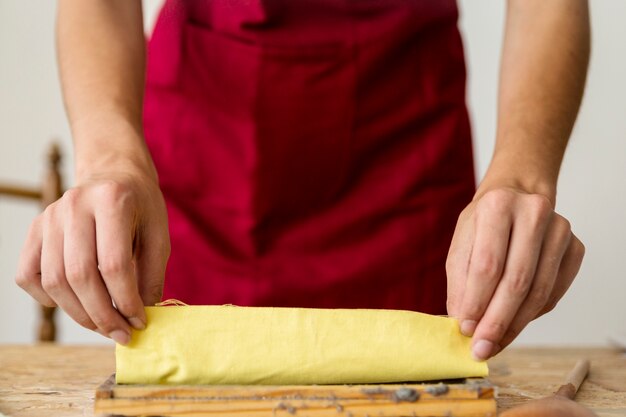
[0,142,62,344]
[555,359,590,400]
[0,183,42,200]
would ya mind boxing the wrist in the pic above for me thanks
[476,152,558,206]
[72,121,157,186]
[75,149,158,187]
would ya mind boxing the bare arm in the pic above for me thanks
[480,0,590,201]
[447,0,589,359]
[57,0,151,177]
[16,0,170,345]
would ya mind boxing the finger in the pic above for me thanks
[537,233,585,317]
[471,197,553,360]
[135,221,170,306]
[458,196,513,337]
[15,215,56,307]
[40,205,97,331]
[446,209,475,317]
[94,183,146,328]
[63,195,134,343]
[497,215,572,350]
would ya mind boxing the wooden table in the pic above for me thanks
[0,345,624,416]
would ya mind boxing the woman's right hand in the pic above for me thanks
[15,160,170,345]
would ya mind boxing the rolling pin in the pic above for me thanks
[501,359,597,417]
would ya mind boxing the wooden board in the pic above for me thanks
[3,346,625,417]
[94,375,497,417]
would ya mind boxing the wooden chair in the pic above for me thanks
[0,142,64,342]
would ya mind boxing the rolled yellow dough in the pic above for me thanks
[116,305,487,385]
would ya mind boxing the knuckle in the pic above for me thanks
[541,298,559,315]
[504,325,521,342]
[478,199,501,216]
[528,283,553,306]
[471,252,502,280]
[64,262,92,286]
[507,271,533,297]
[483,188,508,201]
[62,188,82,208]
[98,180,123,197]
[501,325,522,348]
[42,203,58,225]
[482,320,508,341]
[482,189,514,209]
[96,180,133,206]
[553,214,572,235]
[98,257,128,277]
[526,284,551,307]
[115,298,140,316]
[15,272,34,289]
[458,206,472,221]
[41,273,64,293]
[76,315,97,331]
[527,194,553,215]
[463,302,485,319]
[89,310,118,333]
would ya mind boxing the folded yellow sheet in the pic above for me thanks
[116,305,487,385]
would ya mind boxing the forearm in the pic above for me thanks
[478,0,590,204]
[56,0,154,182]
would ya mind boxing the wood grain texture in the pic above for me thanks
[0,345,625,416]
[488,347,626,416]
[94,376,496,416]
[0,345,114,416]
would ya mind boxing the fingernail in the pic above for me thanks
[472,339,494,361]
[460,320,477,336]
[110,330,131,345]
[129,317,146,330]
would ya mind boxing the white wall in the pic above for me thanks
[1,1,624,345]
[0,1,76,343]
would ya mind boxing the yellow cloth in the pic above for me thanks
[116,305,488,385]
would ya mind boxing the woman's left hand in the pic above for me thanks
[446,187,585,360]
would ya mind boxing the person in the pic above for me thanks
[16,0,589,361]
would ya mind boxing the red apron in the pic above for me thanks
[143,0,475,314]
